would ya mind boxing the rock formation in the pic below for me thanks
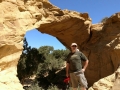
[111,65,120,90]
[39,4,120,87]
[0,0,120,89]
[89,65,120,90]
[88,73,115,90]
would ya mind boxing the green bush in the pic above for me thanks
[17,38,70,90]
[100,17,108,23]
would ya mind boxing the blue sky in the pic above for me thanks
[25,0,120,49]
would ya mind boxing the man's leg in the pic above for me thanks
[70,73,78,90]
[76,71,88,90]
[73,88,77,90]
[80,87,86,90]
[73,87,86,90]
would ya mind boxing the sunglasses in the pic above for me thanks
[72,45,77,47]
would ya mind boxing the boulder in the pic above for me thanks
[88,73,115,90]
[89,65,120,90]
[111,66,120,90]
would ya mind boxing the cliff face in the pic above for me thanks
[0,0,120,89]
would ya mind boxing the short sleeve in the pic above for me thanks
[80,52,88,61]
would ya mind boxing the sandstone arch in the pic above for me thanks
[0,0,120,89]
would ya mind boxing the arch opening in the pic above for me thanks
[17,29,70,90]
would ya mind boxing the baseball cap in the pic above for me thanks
[71,43,77,46]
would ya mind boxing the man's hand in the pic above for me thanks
[82,60,89,72]
[66,73,69,77]
[82,68,85,72]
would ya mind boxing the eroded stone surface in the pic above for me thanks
[89,66,120,90]
[88,73,115,90]
[111,66,120,90]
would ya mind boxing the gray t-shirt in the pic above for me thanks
[66,51,88,73]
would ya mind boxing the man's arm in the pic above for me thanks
[82,60,89,72]
[66,62,69,77]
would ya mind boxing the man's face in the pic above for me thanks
[71,45,77,51]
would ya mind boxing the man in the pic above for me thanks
[66,43,89,90]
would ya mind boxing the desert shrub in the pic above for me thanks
[17,38,70,90]
[100,17,108,23]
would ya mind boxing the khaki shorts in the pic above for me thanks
[70,70,88,88]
